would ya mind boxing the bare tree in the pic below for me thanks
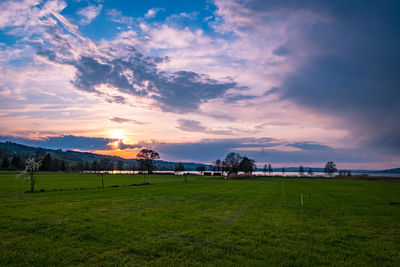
[299,165,305,177]
[129,162,137,174]
[117,160,124,174]
[263,164,267,176]
[267,164,273,175]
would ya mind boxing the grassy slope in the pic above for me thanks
[0,172,399,266]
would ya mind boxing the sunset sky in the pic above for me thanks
[0,0,399,169]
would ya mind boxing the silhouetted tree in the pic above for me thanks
[91,160,99,172]
[239,156,256,174]
[52,157,61,171]
[0,148,3,159]
[84,162,90,171]
[11,155,22,170]
[224,153,242,174]
[35,148,46,158]
[267,164,273,175]
[117,160,124,173]
[324,161,337,178]
[72,161,84,172]
[136,149,160,174]
[213,159,222,173]
[281,167,286,176]
[109,161,115,172]
[61,160,66,173]
[98,159,109,188]
[263,164,267,176]
[308,168,314,176]
[99,158,110,173]
[138,161,147,174]
[129,162,137,174]
[196,165,206,175]
[299,165,305,177]
[41,153,52,171]
[1,158,9,169]
[222,160,228,175]
[174,162,185,174]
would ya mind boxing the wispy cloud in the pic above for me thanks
[144,8,164,19]
[105,9,134,25]
[109,116,147,125]
[176,119,232,135]
[77,4,103,25]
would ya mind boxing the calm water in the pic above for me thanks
[85,170,400,178]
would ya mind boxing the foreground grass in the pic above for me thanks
[0,172,399,266]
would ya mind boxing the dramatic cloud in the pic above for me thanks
[69,54,237,112]
[216,0,400,152]
[278,1,400,151]
[33,14,239,113]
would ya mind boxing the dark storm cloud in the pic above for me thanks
[236,0,400,151]
[38,33,237,113]
[151,71,236,112]
[0,135,139,151]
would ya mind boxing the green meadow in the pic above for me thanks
[0,172,399,266]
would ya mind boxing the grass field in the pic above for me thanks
[0,172,399,266]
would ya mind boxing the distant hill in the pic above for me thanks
[374,168,400,173]
[0,141,211,171]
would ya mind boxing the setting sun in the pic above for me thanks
[110,130,126,143]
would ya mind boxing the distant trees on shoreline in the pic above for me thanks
[324,161,337,178]
[1,145,342,178]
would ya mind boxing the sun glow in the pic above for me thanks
[109,129,127,148]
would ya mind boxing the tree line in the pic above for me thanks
[1,146,342,177]
[211,152,341,178]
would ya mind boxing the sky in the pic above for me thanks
[0,0,399,169]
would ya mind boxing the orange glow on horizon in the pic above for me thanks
[93,148,139,159]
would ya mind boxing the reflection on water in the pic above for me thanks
[83,170,400,177]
